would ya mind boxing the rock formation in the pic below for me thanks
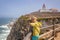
[7,16,32,40]
[7,11,60,40]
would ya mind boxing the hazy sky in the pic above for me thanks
[0,0,60,18]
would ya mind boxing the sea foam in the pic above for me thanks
[0,24,11,40]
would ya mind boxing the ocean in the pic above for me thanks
[0,18,15,40]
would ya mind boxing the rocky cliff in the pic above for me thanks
[7,11,60,40]
[7,16,32,40]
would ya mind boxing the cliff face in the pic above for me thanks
[7,11,60,40]
[7,16,31,40]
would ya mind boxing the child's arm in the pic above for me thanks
[39,22,42,28]
[30,23,34,27]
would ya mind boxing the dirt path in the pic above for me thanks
[54,32,60,40]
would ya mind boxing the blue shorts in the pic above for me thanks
[32,35,39,40]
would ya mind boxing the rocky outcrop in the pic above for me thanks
[7,11,60,40]
[7,16,32,40]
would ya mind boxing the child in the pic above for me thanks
[30,16,42,40]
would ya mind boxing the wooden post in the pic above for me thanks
[52,18,55,40]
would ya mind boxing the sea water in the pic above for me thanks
[0,25,10,40]
[0,18,15,40]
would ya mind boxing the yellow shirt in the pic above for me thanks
[30,21,42,36]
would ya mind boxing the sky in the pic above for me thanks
[0,0,60,18]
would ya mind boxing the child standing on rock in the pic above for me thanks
[30,16,42,40]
